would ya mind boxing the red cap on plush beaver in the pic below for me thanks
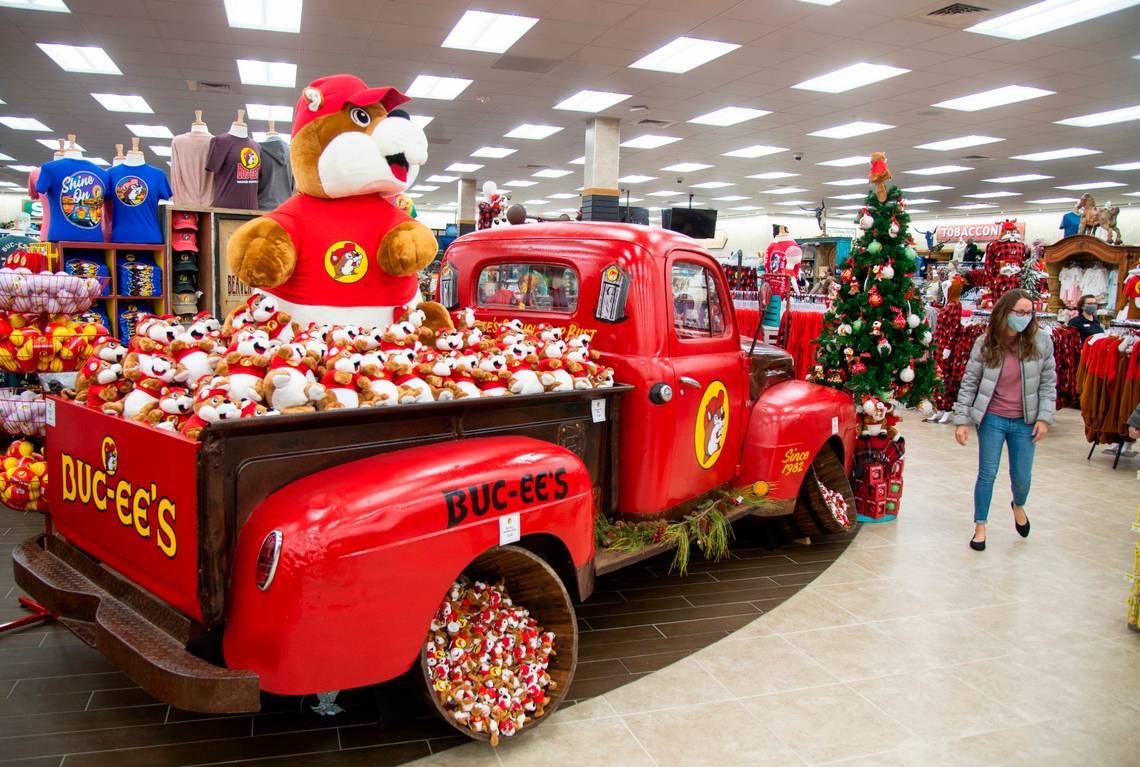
[293,74,410,136]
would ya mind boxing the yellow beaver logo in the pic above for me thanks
[324,240,368,283]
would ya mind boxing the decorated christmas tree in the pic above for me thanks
[808,152,940,423]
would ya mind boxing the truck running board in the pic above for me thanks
[13,537,261,714]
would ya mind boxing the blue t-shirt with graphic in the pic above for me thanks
[109,163,173,244]
[1060,211,1081,238]
[35,158,110,243]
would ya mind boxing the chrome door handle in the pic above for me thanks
[679,376,701,388]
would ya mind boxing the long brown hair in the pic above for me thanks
[981,289,1041,367]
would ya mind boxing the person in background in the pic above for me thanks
[963,236,980,264]
[481,275,516,306]
[1129,402,1140,442]
[549,271,570,309]
[1060,208,1082,238]
[1067,294,1104,341]
[954,289,1056,552]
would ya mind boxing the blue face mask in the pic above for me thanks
[1008,314,1032,333]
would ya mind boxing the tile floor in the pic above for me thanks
[411,409,1140,766]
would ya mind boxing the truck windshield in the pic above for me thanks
[671,261,727,339]
[476,263,579,313]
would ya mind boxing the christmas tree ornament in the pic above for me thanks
[892,310,907,329]
[837,323,852,336]
[907,313,921,328]
[852,361,867,374]
[920,330,932,345]
[899,364,915,383]
[852,319,864,332]
[867,240,883,255]
[868,287,883,307]
[904,245,917,260]
[881,264,895,279]
[869,151,891,203]
[871,320,882,336]
[918,399,934,418]
[877,337,892,355]
[858,211,874,230]
[849,283,860,295]
[889,217,900,237]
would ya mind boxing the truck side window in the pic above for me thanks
[672,262,727,339]
[476,263,579,312]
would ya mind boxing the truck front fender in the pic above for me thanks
[223,436,594,696]
[738,380,857,501]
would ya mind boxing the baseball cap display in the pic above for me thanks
[171,211,199,230]
[172,291,198,314]
[173,271,198,292]
[172,229,198,251]
[172,251,199,272]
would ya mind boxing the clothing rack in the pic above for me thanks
[1078,323,1140,469]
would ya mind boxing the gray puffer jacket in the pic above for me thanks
[953,330,1057,426]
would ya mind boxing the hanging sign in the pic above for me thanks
[935,221,1025,243]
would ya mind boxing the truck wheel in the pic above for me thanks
[789,443,857,537]
[420,545,578,743]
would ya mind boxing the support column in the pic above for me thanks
[582,117,620,222]
[457,178,477,234]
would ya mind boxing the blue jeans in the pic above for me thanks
[973,414,1036,524]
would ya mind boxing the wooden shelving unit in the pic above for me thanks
[54,240,167,339]
[163,205,258,320]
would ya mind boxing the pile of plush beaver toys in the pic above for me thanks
[63,292,615,440]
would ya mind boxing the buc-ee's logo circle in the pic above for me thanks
[239,147,260,170]
[324,240,368,283]
[694,381,729,470]
[115,176,148,206]
[101,436,118,475]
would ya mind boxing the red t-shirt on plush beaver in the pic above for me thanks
[226,74,451,332]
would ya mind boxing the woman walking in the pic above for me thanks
[954,289,1057,550]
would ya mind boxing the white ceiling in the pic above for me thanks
[0,0,1138,219]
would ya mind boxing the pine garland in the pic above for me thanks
[595,492,739,575]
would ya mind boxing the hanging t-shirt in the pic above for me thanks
[257,136,293,210]
[27,168,52,238]
[170,130,215,207]
[205,133,261,210]
[109,163,173,244]
[35,158,110,243]
[1060,211,1081,238]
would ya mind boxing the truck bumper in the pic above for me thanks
[13,535,260,714]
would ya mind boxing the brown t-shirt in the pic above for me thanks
[988,342,1024,419]
[170,131,215,208]
[205,133,261,210]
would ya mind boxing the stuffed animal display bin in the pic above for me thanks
[0,389,48,437]
[421,545,577,745]
[784,443,857,538]
[0,270,109,315]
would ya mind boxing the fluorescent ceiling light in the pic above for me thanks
[748,171,799,179]
[774,200,815,205]
[793,62,909,93]
[691,181,733,188]
[833,205,865,210]
[406,193,423,198]
[950,203,998,210]
[915,135,1003,151]
[0,116,50,131]
[630,36,740,73]
[817,155,867,167]
[905,208,928,214]
[809,121,892,139]
[252,130,289,143]
[148,145,171,157]
[505,124,562,140]
[442,10,537,53]
[648,190,683,197]
[714,195,749,201]
[983,174,1053,183]
[224,0,302,33]
[824,178,868,186]
[0,1,69,11]
[523,199,548,205]
[411,185,438,192]
[410,115,433,128]
[619,175,656,184]
[934,85,1053,111]
[90,93,152,113]
[962,191,1021,198]
[688,106,770,126]
[569,156,585,165]
[722,144,786,158]
[426,174,457,183]
[37,138,81,151]
[1011,147,1100,161]
[906,165,972,175]
[7,164,37,172]
[902,185,952,192]
[904,198,939,204]
[37,43,121,74]
[1098,161,1140,171]
[1027,197,1080,203]
[125,123,173,139]
[731,205,761,211]
[245,103,292,121]
[533,169,573,178]
[1056,104,1140,127]
[446,162,483,172]
[548,192,578,199]
[407,75,472,101]
[662,162,712,172]
[0,152,12,161]
[555,89,630,112]
[471,146,516,158]
[1055,180,1126,190]
[504,180,537,187]
[236,59,297,88]
[622,135,682,150]
[966,0,1140,40]
[829,193,866,200]
[763,187,808,195]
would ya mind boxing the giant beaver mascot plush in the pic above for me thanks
[227,74,451,331]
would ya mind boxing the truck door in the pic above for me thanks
[665,253,747,506]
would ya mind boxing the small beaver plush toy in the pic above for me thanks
[227,74,451,332]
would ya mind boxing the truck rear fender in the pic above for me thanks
[737,380,857,501]
[222,436,594,697]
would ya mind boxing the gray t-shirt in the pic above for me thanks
[257,136,293,210]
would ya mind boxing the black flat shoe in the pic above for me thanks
[970,537,986,551]
[1012,502,1030,538]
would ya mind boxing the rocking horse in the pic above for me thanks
[1076,193,1122,245]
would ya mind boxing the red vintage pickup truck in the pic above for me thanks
[14,223,856,732]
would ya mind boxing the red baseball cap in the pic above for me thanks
[293,74,410,136]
